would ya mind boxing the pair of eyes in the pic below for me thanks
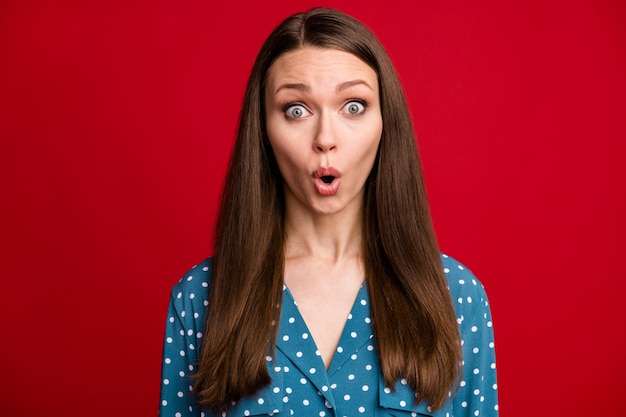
[284,100,367,119]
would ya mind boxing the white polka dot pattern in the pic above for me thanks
[159,255,498,416]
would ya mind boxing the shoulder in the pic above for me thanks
[440,253,492,319]
[440,255,498,415]
[168,258,212,317]
[441,253,489,302]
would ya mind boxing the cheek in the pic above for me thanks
[361,122,382,161]
[266,121,313,173]
[265,116,280,149]
[268,136,302,178]
[362,142,381,172]
[266,122,289,163]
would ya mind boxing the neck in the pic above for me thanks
[283,197,364,263]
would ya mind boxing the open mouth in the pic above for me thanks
[312,167,342,196]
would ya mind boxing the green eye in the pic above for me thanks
[285,104,309,118]
[344,101,365,115]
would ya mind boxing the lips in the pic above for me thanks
[312,167,342,196]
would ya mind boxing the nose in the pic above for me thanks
[313,112,337,153]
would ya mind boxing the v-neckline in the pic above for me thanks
[277,283,374,376]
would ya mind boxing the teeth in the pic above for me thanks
[321,176,334,184]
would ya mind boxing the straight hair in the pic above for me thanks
[194,8,462,414]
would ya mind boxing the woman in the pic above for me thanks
[159,8,497,417]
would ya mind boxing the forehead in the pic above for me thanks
[265,47,378,91]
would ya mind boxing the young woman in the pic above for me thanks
[159,8,497,417]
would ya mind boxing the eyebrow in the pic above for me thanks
[335,79,374,93]
[274,83,310,94]
[273,79,374,95]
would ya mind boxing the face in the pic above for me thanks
[264,47,383,217]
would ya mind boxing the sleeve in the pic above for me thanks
[158,289,203,417]
[451,280,498,417]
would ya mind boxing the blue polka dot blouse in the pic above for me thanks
[159,254,498,416]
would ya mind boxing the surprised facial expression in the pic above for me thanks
[264,47,383,217]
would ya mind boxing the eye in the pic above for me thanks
[284,104,311,119]
[342,100,366,115]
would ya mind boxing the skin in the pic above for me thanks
[265,47,383,368]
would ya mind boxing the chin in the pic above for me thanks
[310,199,351,216]
[314,207,344,216]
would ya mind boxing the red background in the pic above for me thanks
[1,0,625,416]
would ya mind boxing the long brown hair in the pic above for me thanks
[194,8,462,413]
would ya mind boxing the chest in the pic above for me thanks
[219,285,448,417]
[284,285,361,369]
